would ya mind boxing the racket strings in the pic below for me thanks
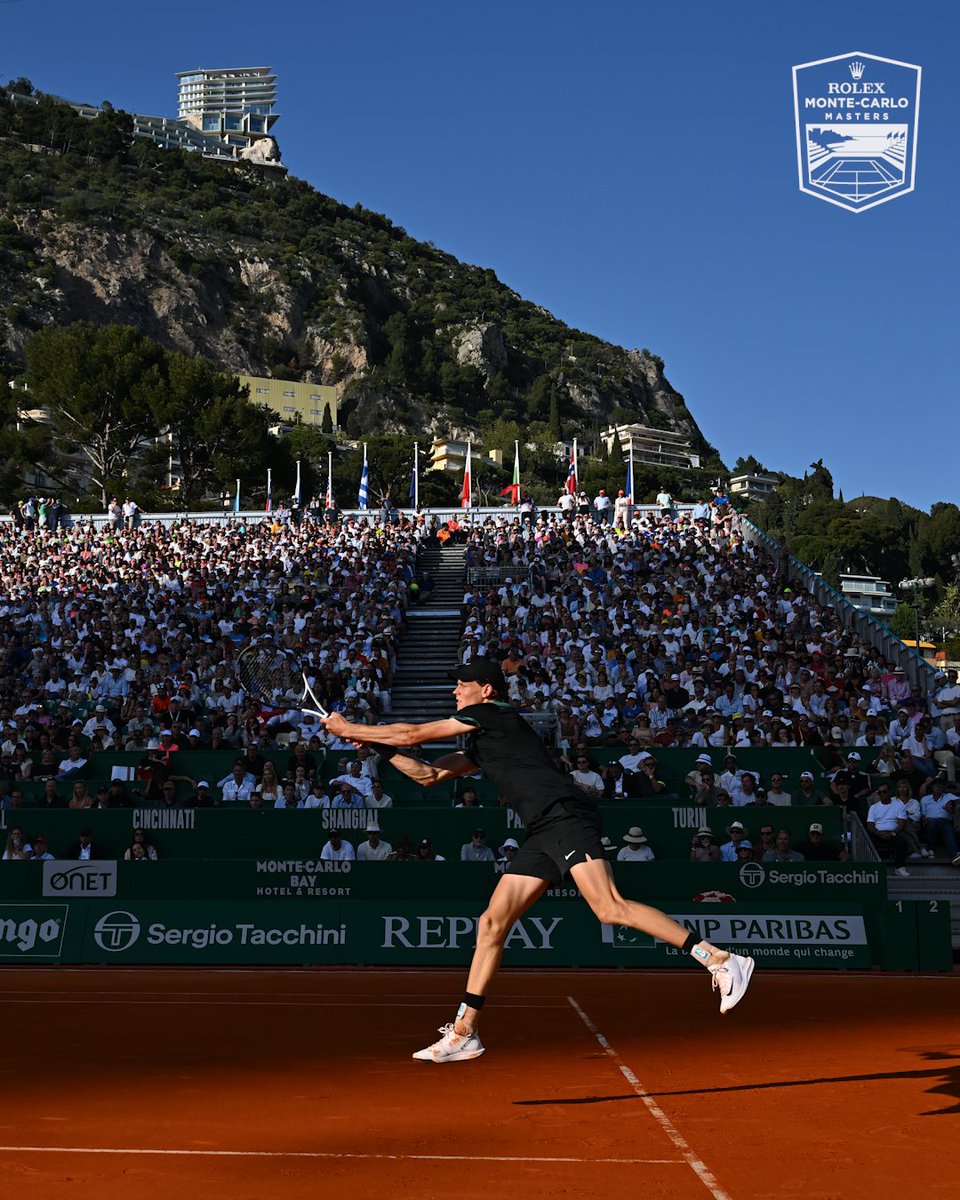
[238,646,300,705]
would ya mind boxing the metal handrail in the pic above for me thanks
[739,517,937,694]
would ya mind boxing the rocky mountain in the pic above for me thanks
[0,85,716,458]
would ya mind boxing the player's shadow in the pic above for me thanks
[514,1051,960,1117]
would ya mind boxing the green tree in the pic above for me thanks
[150,354,276,508]
[733,454,767,475]
[25,322,165,507]
[0,386,54,504]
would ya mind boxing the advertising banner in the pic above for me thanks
[81,901,345,965]
[603,905,873,968]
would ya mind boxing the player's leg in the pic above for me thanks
[459,870,550,1030]
[412,871,548,1063]
[570,856,755,1013]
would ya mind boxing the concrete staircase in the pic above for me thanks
[390,544,466,730]
[887,858,960,951]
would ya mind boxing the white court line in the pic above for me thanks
[567,996,731,1200]
[0,1145,681,1166]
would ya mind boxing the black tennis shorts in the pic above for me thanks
[507,801,606,885]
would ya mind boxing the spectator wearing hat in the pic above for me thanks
[797,822,845,862]
[461,827,496,863]
[593,489,612,524]
[829,755,872,816]
[690,826,720,863]
[496,837,520,868]
[720,821,752,862]
[616,827,655,862]
[357,823,393,862]
[416,838,445,862]
[796,771,826,805]
[320,828,355,862]
[599,835,618,862]
[28,834,55,861]
[186,781,214,808]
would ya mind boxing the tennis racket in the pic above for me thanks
[235,642,329,718]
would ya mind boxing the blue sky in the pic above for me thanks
[4,0,957,510]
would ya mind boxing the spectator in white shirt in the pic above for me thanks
[357,824,392,861]
[616,827,655,862]
[320,829,355,861]
[918,778,959,862]
[217,762,256,804]
[866,783,910,874]
[570,754,604,797]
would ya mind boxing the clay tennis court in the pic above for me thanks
[0,967,956,1200]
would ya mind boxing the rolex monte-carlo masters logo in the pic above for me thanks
[792,51,921,212]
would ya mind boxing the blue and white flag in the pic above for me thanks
[357,444,369,510]
[233,478,241,513]
[293,459,301,506]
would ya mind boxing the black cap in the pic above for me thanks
[450,661,508,694]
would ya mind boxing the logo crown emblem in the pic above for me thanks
[849,60,865,79]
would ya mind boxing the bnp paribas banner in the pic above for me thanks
[604,904,872,968]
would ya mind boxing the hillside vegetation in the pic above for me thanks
[0,84,719,494]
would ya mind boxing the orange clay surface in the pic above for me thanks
[0,967,956,1200]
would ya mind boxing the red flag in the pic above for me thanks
[565,439,578,494]
[460,442,472,509]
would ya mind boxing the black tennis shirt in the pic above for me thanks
[455,701,598,829]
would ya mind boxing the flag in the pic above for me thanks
[233,478,240,514]
[565,438,578,494]
[460,442,472,510]
[624,447,634,505]
[265,468,272,513]
[293,459,301,506]
[499,441,521,503]
[408,442,419,507]
[325,451,334,509]
[357,444,369,510]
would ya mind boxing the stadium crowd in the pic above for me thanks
[0,495,958,869]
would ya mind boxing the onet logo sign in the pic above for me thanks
[792,51,921,212]
[739,862,765,889]
[93,910,142,953]
[43,861,117,898]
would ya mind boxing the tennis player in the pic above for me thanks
[321,661,754,1063]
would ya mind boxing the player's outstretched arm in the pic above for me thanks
[322,713,473,748]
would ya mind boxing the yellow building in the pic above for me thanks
[238,375,338,428]
[429,437,501,472]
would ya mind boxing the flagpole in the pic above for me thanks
[234,478,240,514]
[514,440,520,507]
[326,451,334,509]
[266,467,272,513]
[414,441,419,509]
[573,436,578,491]
[628,441,635,504]
[294,459,301,506]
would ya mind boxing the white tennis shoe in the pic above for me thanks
[412,1023,486,1063]
[709,953,755,1014]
